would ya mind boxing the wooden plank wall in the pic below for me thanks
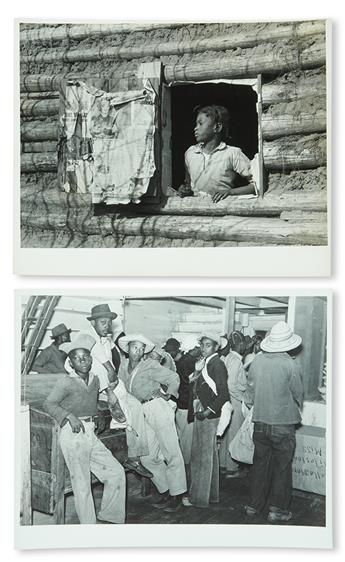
[19,21,328,247]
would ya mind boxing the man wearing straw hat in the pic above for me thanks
[31,323,72,374]
[244,321,303,523]
[118,334,187,513]
[84,303,153,479]
[43,334,126,524]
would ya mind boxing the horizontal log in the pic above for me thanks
[21,91,60,99]
[22,141,57,153]
[262,113,326,139]
[20,21,325,64]
[21,184,328,217]
[262,71,326,104]
[20,23,184,43]
[20,228,239,248]
[262,96,326,139]
[20,74,116,93]
[21,121,59,142]
[20,98,60,118]
[21,153,57,172]
[164,39,326,82]
[263,134,327,170]
[280,210,327,222]
[20,209,328,245]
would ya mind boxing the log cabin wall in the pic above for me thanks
[20,21,328,248]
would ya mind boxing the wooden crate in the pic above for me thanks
[30,407,128,523]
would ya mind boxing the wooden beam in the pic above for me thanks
[20,405,32,525]
[21,121,59,142]
[22,141,57,153]
[263,133,327,170]
[224,297,235,335]
[261,95,326,139]
[20,22,185,43]
[21,152,57,172]
[20,98,60,118]
[20,74,123,93]
[164,39,325,82]
[21,208,328,245]
[20,21,325,64]
[262,71,326,105]
[20,184,328,217]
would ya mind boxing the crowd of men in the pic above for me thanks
[31,303,304,525]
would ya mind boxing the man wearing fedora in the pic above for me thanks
[43,334,126,524]
[118,334,187,513]
[244,321,304,523]
[84,303,153,479]
[31,323,72,374]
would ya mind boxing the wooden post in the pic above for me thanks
[51,422,66,524]
[20,405,32,525]
[256,74,264,198]
[224,298,236,336]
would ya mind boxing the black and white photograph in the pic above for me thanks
[16,291,331,549]
[15,19,330,276]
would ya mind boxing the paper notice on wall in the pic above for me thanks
[61,80,156,205]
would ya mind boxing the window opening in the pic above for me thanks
[170,81,259,191]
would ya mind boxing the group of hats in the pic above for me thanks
[52,303,301,356]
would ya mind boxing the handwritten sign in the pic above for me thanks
[292,425,326,496]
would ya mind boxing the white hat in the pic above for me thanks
[180,335,200,353]
[198,332,228,350]
[260,321,302,353]
[118,334,155,354]
[61,333,96,355]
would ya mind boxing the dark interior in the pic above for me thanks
[171,82,258,189]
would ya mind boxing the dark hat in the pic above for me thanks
[162,337,181,352]
[87,303,117,321]
[50,323,72,339]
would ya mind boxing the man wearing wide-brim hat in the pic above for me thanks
[118,334,187,513]
[244,321,304,524]
[82,304,153,480]
[31,323,72,374]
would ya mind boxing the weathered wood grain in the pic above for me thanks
[20,22,185,43]
[262,71,326,104]
[21,207,327,245]
[20,21,325,63]
[164,39,325,82]
[21,184,328,217]
[21,98,60,118]
[263,134,327,170]
[21,121,59,142]
[262,96,326,139]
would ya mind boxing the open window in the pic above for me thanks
[162,75,265,198]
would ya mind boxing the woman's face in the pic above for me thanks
[200,337,218,358]
[194,112,217,143]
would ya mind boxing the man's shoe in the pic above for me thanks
[244,505,258,517]
[267,510,292,523]
[181,496,193,507]
[151,492,170,509]
[163,495,182,513]
[123,458,153,478]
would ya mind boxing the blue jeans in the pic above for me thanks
[189,417,219,507]
[249,422,296,513]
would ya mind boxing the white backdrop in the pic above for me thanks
[2,0,344,559]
